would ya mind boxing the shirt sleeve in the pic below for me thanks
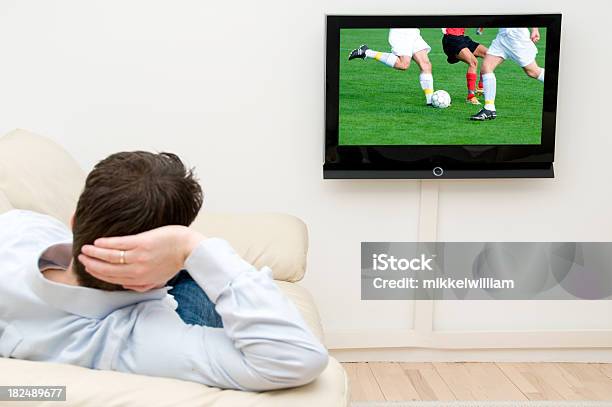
[114,238,328,391]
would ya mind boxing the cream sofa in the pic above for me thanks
[0,129,348,407]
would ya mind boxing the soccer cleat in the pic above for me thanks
[476,87,484,96]
[348,44,369,61]
[470,108,497,121]
[466,96,481,105]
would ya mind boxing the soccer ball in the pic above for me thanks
[431,90,451,109]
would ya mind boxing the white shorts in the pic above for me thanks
[487,29,538,67]
[388,28,431,58]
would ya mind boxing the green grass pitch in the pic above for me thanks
[338,28,546,145]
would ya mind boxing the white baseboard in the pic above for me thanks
[325,327,612,362]
[331,347,612,363]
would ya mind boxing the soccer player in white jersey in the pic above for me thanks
[348,28,435,105]
[471,27,545,121]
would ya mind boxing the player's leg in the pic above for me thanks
[481,55,504,110]
[522,61,545,82]
[473,44,488,92]
[456,48,480,104]
[348,45,411,71]
[365,48,401,69]
[412,49,434,105]
[471,54,504,121]
[505,31,544,82]
[365,48,404,69]
[386,29,415,70]
[393,56,411,70]
[473,44,488,58]
[348,44,401,69]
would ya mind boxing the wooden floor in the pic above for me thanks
[343,362,612,401]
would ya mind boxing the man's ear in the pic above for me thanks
[70,213,75,230]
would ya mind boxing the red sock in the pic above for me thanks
[466,72,477,99]
[478,72,483,89]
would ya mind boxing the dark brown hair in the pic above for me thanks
[72,151,203,291]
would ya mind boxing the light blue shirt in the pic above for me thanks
[0,210,328,391]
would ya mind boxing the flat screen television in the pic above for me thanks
[324,14,562,179]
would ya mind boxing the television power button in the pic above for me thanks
[432,167,444,177]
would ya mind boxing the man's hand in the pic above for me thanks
[78,226,206,292]
[531,28,540,43]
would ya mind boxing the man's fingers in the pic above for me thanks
[93,235,140,250]
[87,271,136,286]
[81,245,133,264]
[86,269,138,286]
[77,254,138,283]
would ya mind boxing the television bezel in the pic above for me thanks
[324,14,562,179]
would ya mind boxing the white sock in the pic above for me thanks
[482,72,497,111]
[365,49,398,68]
[537,68,545,83]
[419,73,434,104]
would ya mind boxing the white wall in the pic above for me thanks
[1,0,611,349]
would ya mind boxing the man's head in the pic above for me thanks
[72,151,203,291]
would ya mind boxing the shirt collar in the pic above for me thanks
[27,241,170,319]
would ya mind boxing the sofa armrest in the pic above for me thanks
[190,212,308,282]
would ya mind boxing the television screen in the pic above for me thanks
[324,15,562,179]
[338,27,547,146]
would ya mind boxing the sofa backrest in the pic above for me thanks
[191,212,308,282]
[0,129,85,224]
[0,130,307,282]
[0,190,12,214]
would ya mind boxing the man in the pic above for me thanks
[441,27,488,105]
[471,27,545,121]
[348,28,435,105]
[0,151,328,391]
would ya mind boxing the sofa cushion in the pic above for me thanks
[192,213,308,282]
[0,129,85,225]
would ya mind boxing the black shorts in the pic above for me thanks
[442,34,480,64]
